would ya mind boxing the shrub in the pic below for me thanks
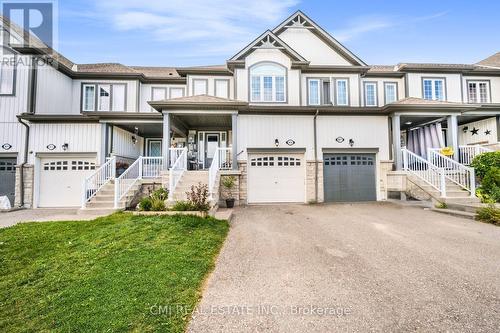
[171,200,197,211]
[476,167,500,203]
[221,176,236,199]
[151,188,168,201]
[186,182,210,212]
[151,198,166,211]
[435,202,447,209]
[470,151,500,180]
[138,197,152,211]
[476,204,500,226]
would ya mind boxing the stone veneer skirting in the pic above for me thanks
[14,165,34,208]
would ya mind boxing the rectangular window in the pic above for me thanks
[169,87,184,99]
[384,82,397,104]
[336,79,348,106]
[112,84,126,111]
[308,79,320,105]
[364,82,377,106]
[98,84,111,111]
[251,76,261,101]
[215,80,229,98]
[322,81,331,105]
[467,81,489,103]
[193,79,207,95]
[422,78,445,101]
[82,84,95,111]
[0,58,15,95]
[151,87,167,101]
[275,76,285,102]
[263,76,273,102]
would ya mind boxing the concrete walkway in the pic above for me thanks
[0,208,102,228]
[188,203,500,333]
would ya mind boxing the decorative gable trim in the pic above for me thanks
[272,10,367,66]
[228,30,308,69]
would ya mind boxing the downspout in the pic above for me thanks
[17,117,30,207]
[314,109,319,203]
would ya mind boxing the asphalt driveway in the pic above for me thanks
[188,202,500,332]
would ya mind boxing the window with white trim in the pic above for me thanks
[308,78,334,105]
[0,53,15,95]
[215,80,229,98]
[82,83,126,111]
[384,82,397,104]
[193,79,207,95]
[364,82,377,106]
[467,81,490,103]
[169,87,185,99]
[335,79,348,106]
[250,63,286,102]
[422,78,445,101]
[151,87,167,101]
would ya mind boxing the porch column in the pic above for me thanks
[231,113,238,170]
[446,115,459,161]
[163,112,171,170]
[391,114,402,170]
[99,123,107,165]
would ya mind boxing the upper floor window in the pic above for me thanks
[422,78,445,101]
[0,54,15,95]
[215,79,229,98]
[335,79,349,106]
[151,87,167,101]
[250,63,286,102]
[364,82,377,106]
[192,79,207,95]
[467,81,490,103]
[308,78,331,105]
[169,87,185,99]
[384,82,397,104]
[82,83,126,111]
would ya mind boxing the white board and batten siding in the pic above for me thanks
[187,76,233,98]
[139,84,187,112]
[112,126,143,159]
[35,64,73,114]
[459,117,498,145]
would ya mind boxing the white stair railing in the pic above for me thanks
[82,156,116,208]
[428,150,476,197]
[208,148,223,199]
[114,157,143,208]
[402,148,446,197]
[142,157,163,178]
[458,145,492,165]
[168,148,187,201]
[217,147,233,170]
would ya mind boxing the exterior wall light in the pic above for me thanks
[349,139,354,147]
[62,143,69,151]
[274,139,279,147]
[132,136,137,145]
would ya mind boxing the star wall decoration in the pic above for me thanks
[470,127,479,135]
[485,129,491,135]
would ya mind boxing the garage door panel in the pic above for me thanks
[248,153,305,203]
[0,158,16,205]
[324,153,376,202]
[39,156,97,207]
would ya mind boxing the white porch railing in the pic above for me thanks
[428,150,475,197]
[458,145,492,165]
[142,157,163,178]
[217,147,233,170]
[402,148,447,197]
[208,148,221,199]
[168,148,188,201]
[114,157,143,208]
[82,156,116,208]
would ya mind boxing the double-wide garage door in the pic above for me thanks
[323,153,376,202]
[38,156,97,207]
[0,158,16,205]
[247,153,305,203]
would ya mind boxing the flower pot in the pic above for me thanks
[225,198,235,208]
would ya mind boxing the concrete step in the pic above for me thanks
[442,197,482,204]
[444,202,484,213]
[430,208,476,220]
[77,207,121,216]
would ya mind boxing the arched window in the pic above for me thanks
[249,62,286,102]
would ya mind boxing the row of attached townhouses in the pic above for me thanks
[0,11,499,210]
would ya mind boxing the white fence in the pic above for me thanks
[82,156,115,208]
[458,145,492,165]
[142,157,163,178]
[428,150,475,197]
[114,157,142,208]
[168,148,187,201]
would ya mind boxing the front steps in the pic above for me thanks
[165,170,220,206]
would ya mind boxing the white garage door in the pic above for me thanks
[38,156,97,207]
[247,153,305,203]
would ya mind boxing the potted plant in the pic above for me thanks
[116,161,129,176]
[221,176,236,208]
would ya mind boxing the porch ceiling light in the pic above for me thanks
[404,121,412,125]
[274,138,279,147]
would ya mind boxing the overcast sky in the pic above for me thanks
[32,0,500,66]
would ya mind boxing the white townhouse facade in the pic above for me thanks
[0,11,499,209]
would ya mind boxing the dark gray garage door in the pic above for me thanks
[0,158,16,205]
[323,153,376,202]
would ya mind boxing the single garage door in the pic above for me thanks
[248,153,305,203]
[323,153,376,202]
[38,156,97,207]
[0,158,16,205]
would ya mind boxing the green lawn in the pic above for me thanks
[0,213,229,332]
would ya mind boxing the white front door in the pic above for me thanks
[247,153,306,203]
[38,156,97,207]
[205,134,219,168]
